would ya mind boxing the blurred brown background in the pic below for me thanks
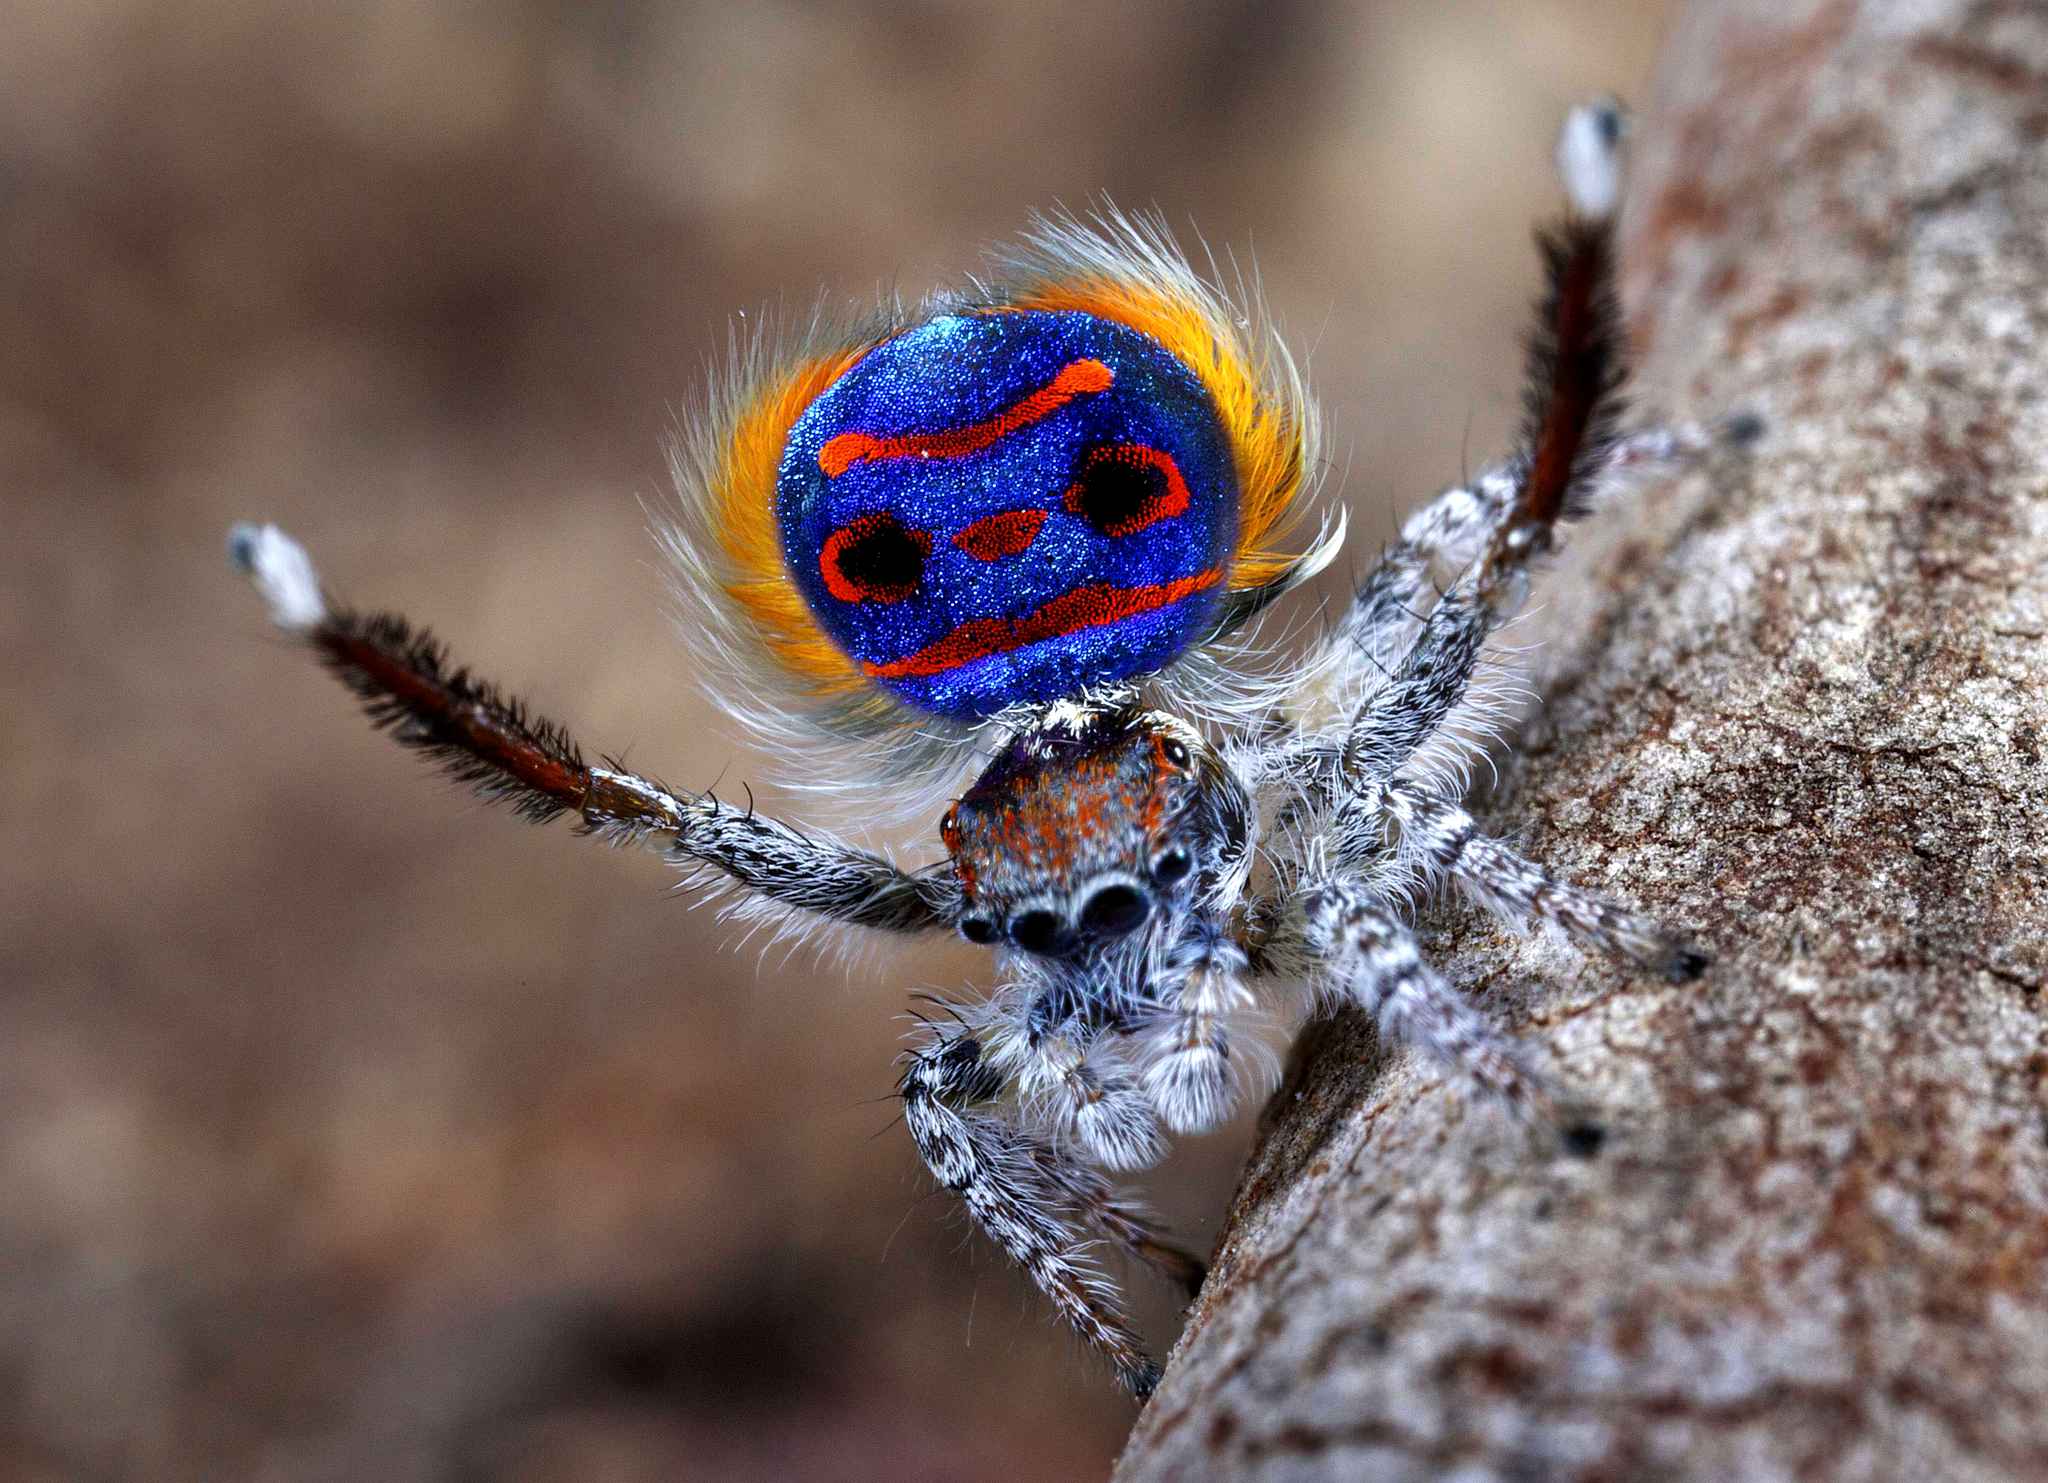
[3,3,1671,1479]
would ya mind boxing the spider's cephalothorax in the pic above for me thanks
[229,102,1727,1401]
[945,706,1222,961]
[938,703,1255,1092]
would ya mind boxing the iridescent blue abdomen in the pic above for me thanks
[775,310,1239,720]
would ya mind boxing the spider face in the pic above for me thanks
[775,310,1240,721]
[942,709,1207,958]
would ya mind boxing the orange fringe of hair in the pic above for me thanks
[711,344,877,698]
[1002,281,1308,592]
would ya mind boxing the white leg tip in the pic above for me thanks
[1557,98,1627,220]
[229,521,327,631]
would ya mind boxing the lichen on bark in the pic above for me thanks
[1117,2,2048,1478]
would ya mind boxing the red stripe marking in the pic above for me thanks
[952,508,1047,561]
[819,359,1113,478]
[862,569,1222,680]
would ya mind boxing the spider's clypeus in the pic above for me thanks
[230,102,1725,1399]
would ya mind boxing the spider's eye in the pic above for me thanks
[1160,737,1191,770]
[1079,880,1152,938]
[1151,845,1195,886]
[819,514,930,604]
[1009,909,1073,957]
[1064,445,1190,538]
[958,914,1000,946]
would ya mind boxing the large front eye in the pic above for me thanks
[1064,445,1190,537]
[819,513,931,603]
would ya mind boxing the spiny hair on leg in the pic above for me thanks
[899,1029,1163,1395]
[1299,878,1555,1121]
[1375,783,1707,984]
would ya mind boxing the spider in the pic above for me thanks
[230,101,1714,1399]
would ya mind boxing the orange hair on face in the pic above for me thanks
[1001,279,1309,592]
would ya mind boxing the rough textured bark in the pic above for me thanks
[1118,2,2048,1479]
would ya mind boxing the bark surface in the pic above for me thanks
[1118,2,2048,1478]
